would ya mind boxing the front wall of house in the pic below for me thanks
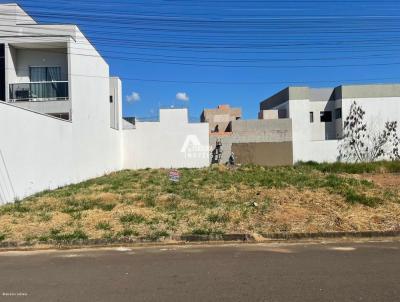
[309,100,337,141]
[290,96,400,164]
[0,31,123,204]
[341,97,400,131]
[68,31,123,178]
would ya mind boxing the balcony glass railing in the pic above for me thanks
[9,81,69,102]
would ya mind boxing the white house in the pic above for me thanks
[260,84,400,163]
[0,4,209,204]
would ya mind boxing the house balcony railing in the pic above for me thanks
[9,81,69,102]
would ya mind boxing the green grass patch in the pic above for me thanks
[119,213,146,224]
[117,228,139,237]
[48,229,88,242]
[95,222,112,231]
[207,213,230,223]
[190,228,225,236]
[298,161,400,174]
[145,230,169,241]
[0,202,30,216]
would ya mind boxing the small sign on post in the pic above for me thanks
[169,170,180,183]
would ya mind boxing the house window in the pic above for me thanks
[29,67,63,100]
[278,109,287,119]
[30,67,61,82]
[320,111,332,122]
[310,112,314,123]
[110,95,114,103]
[335,108,342,119]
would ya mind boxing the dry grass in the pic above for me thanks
[0,163,399,243]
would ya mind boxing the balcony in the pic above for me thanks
[9,81,69,102]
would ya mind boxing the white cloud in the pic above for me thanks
[176,92,190,102]
[126,92,141,103]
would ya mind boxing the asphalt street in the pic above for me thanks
[0,240,399,302]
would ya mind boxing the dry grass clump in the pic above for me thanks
[0,163,399,243]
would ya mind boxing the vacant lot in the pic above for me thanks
[0,162,400,243]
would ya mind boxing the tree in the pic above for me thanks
[339,102,399,162]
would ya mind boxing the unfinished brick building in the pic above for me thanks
[200,104,242,134]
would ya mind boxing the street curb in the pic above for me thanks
[178,233,252,242]
[260,231,400,240]
[0,231,399,250]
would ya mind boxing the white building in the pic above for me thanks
[0,4,209,204]
[260,84,400,163]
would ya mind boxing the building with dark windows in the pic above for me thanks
[260,84,400,163]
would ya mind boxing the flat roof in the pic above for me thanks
[260,83,400,110]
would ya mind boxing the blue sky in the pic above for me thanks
[6,0,400,120]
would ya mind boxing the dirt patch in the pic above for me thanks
[358,173,400,188]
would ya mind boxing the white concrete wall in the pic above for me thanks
[0,28,123,204]
[123,109,210,169]
[309,100,337,141]
[110,77,122,130]
[288,99,311,163]
[342,97,400,130]
[0,102,122,204]
[68,29,123,179]
[290,96,400,163]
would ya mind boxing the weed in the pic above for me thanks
[191,228,211,235]
[117,228,139,237]
[49,229,88,242]
[207,213,230,223]
[37,211,52,222]
[298,161,400,174]
[145,230,169,241]
[70,212,83,220]
[119,213,146,224]
[0,203,30,215]
[96,222,112,231]
[190,228,225,235]
[344,189,381,207]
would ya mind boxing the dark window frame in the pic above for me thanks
[310,112,314,123]
[320,111,332,123]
